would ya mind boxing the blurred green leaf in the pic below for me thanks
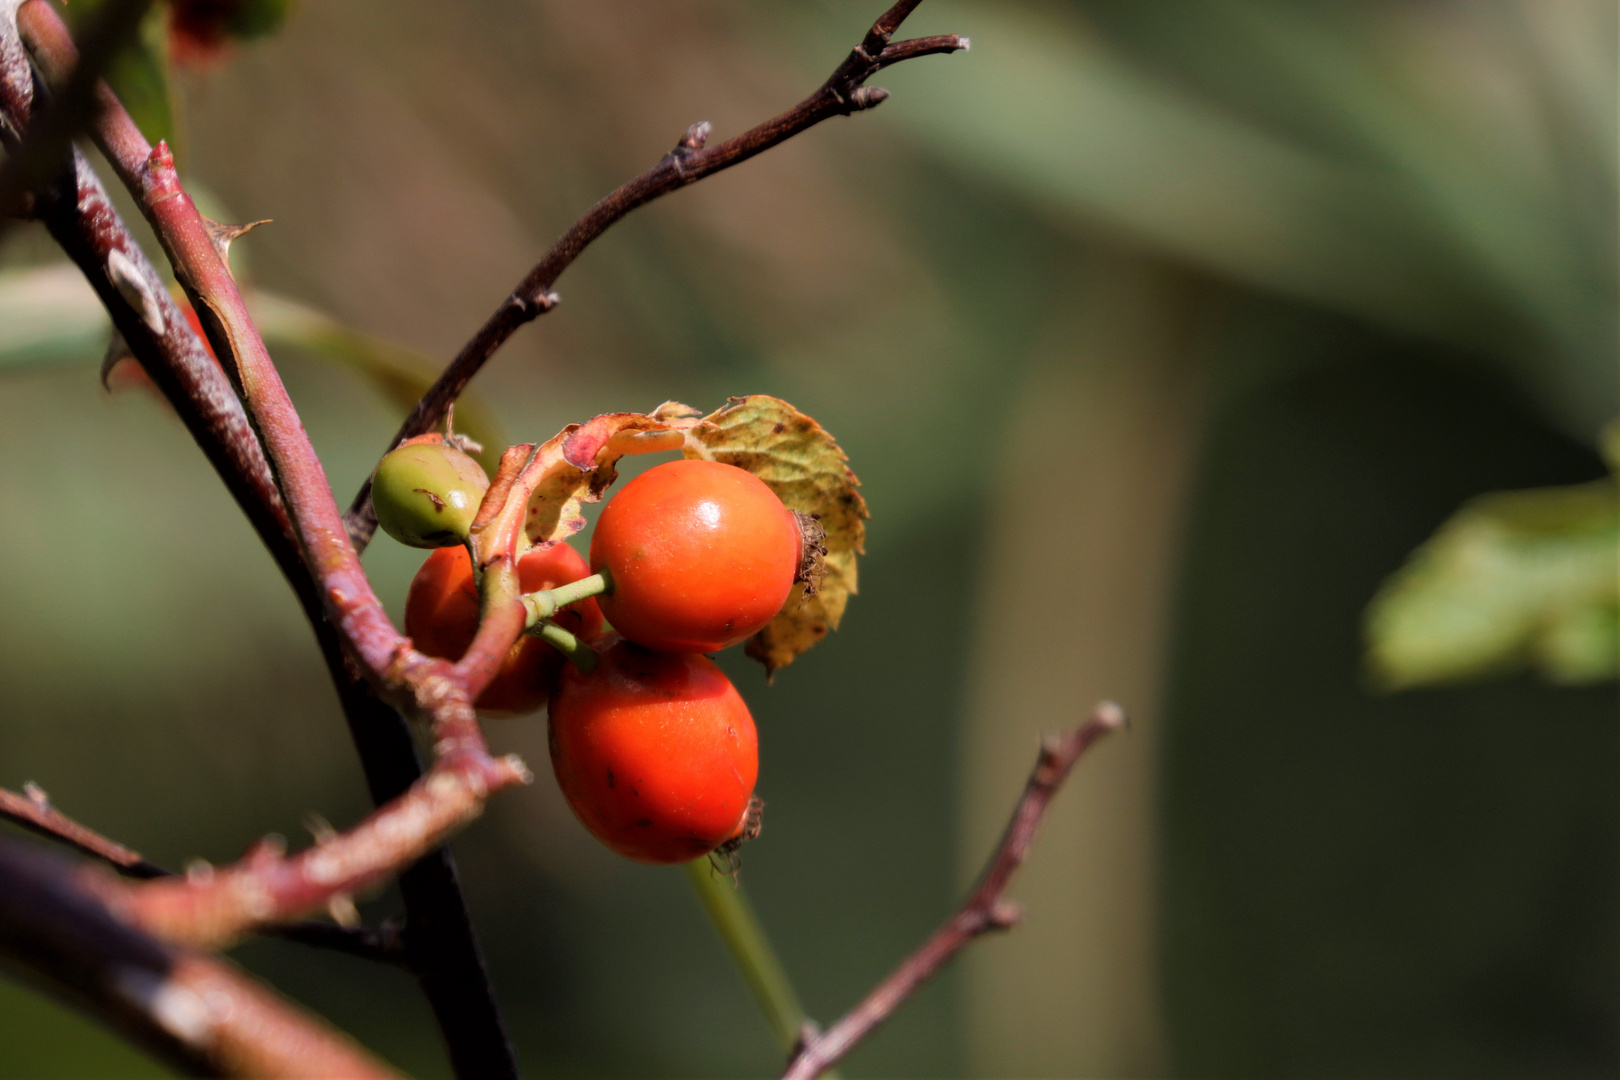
[0,264,111,370]
[869,0,1617,432]
[68,0,174,146]
[223,0,293,39]
[0,267,501,470]
[250,290,505,471]
[1366,477,1619,688]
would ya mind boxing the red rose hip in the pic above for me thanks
[405,542,603,716]
[591,458,800,652]
[548,636,759,864]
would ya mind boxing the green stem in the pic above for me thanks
[683,858,808,1054]
[531,620,598,673]
[521,569,610,627]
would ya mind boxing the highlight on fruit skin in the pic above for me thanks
[548,635,759,865]
[371,436,490,549]
[591,458,802,653]
[405,542,603,717]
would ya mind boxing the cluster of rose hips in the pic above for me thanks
[373,435,807,865]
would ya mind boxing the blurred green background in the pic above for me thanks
[0,1,1615,1076]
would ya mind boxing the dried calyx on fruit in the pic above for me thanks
[372,434,489,549]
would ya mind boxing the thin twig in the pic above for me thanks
[0,39,297,606]
[106,755,525,950]
[778,703,1127,1080]
[0,783,166,879]
[341,0,968,548]
[0,837,402,1079]
[0,784,409,967]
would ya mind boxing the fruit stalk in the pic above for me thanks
[522,571,610,626]
[684,858,810,1054]
[532,620,598,673]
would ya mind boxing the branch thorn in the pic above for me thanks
[499,753,534,785]
[106,247,166,336]
[791,1020,822,1057]
[679,121,711,152]
[244,834,287,865]
[99,330,135,390]
[203,216,271,264]
[987,899,1023,930]
[328,893,362,929]
[303,813,339,845]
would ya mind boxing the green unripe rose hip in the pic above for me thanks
[372,436,490,548]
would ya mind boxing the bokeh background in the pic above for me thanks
[0,1,1615,1076]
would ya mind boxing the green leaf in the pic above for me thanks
[249,290,505,472]
[0,264,111,371]
[679,396,867,678]
[67,0,174,146]
[1366,479,1620,689]
[224,0,292,39]
[875,1,1617,430]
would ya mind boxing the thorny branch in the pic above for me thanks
[0,784,408,966]
[0,837,401,1079]
[342,0,968,548]
[10,4,523,1073]
[20,4,524,723]
[15,0,530,943]
[778,703,1128,1080]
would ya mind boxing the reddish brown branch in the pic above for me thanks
[17,0,516,743]
[341,0,967,548]
[11,0,532,927]
[9,8,527,1072]
[0,784,166,879]
[778,703,1127,1080]
[0,838,401,1079]
[108,752,527,950]
[0,784,409,966]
